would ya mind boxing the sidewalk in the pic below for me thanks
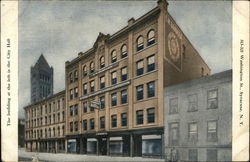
[18,148,165,162]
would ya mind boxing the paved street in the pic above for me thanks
[18,148,165,162]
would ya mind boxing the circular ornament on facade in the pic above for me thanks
[167,32,180,62]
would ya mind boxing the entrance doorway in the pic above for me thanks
[98,137,107,155]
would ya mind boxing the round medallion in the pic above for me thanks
[167,32,180,62]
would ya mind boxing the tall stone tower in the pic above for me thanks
[30,54,53,103]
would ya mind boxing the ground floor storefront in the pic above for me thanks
[25,138,66,153]
[25,127,164,158]
[66,127,164,158]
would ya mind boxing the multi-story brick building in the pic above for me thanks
[24,90,66,153]
[64,0,210,157]
[164,70,232,161]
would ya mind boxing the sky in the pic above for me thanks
[18,0,232,118]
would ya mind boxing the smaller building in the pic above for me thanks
[24,90,66,153]
[164,70,232,161]
[18,119,25,147]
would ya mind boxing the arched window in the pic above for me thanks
[74,70,78,81]
[90,62,94,73]
[100,56,105,69]
[111,50,117,63]
[147,29,155,46]
[121,44,128,58]
[82,65,87,77]
[137,36,144,51]
[69,73,73,83]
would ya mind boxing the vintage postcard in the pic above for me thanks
[1,0,249,161]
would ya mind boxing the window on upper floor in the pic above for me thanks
[147,55,155,72]
[74,121,78,132]
[74,87,78,98]
[74,70,78,81]
[100,56,105,69]
[111,71,117,85]
[121,67,128,81]
[147,108,155,123]
[207,89,218,109]
[57,126,60,136]
[69,105,73,116]
[57,113,60,122]
[136,60,144,76]
[111,115,117,128]
[147,29,155,46]
[121,89,127,104]
[121,44,128,58]
[100,76,105,89]
[169,98,178,114]
[90,62,95,73]
[83,120,87,130]
[207,120,217,142]
[147,81,155,98]
[111,93,117,107]
[136,110,143,125]
[69,73,73,83]
[69,89,73,100]
[69,122,73,132]
[121,113,127,127]
[188,94,198,112]
[83,102,87,113]
[90,118,95,130]
[111,50,117,63]
[137,36,144,51]
[136,85,144,101]
[90,99,95,112]
[100,116,105,129]
[99,96,105,109]
[82,65,87,77]
[169,122,179,146]
[90,80,95,93]
[74,104,78,116]
[188,122,198,142]
[83,83,87,95]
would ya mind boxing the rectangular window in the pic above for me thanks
[188,94,198,112]
[57,113,60,122]
[100,116,105,129]
[74,121,78,131]
[83,83,87,95]
[74,104,78,116]
[169,122,179,146]
[111,115,117,128]
[111,71,117,85]
[74,87,78,98]
[83,102,87,113]
[136,85,144,100]
[69,105,73,116]
[188,122,198,142]
[99,96,105,109]
[90,100,95,112]
[121,67,128,81]
[147,108,155,123]
[83,120,87,130]
[121,113,127,127]
[136,60,144,76]
[100,76,105,89]
[90,80,95,93]
[208,89,218,109]
[147,55,155,72]
[90,118,95,130]
[189,149,198,161]
[70,122,73,132]
[207,120,217,142]
[207,149,217,161]
[147,81,155,98]
[136,110,143,125]
[169,98,178,114]
[70,89,73,100]
[111,93,117,106]
[121,89,127,104]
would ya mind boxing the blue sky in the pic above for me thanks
[18,0,232,118]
